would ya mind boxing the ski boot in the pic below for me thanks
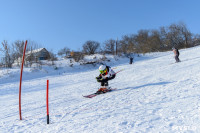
[95,86,109,94]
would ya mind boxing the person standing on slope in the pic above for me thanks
[172,47,180,63]
[96,65,116,93]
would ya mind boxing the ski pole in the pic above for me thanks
[115,69,125,75]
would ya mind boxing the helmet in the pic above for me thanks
[99,65,107,74]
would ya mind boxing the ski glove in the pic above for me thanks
[97,77,108,82]
[96,76,101,80]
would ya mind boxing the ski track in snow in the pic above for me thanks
[1,46,200,132]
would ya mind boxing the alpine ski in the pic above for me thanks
[83,88,116,98]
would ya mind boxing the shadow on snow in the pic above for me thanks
[116,81,173,91]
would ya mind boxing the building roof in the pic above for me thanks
[26,48,47,55]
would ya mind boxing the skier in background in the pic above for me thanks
[172,47,180,63]
[96,65,115,93]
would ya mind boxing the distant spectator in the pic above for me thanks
[130,57,134,64]
[172,47,180,63]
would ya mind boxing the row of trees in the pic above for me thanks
[58,22,200,58]
[0,40,57,68]
[0,40,30,68]
[1,22,200,68]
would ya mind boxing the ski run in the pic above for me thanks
[1,46,200,133]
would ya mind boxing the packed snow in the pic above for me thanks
[1,46,200,133]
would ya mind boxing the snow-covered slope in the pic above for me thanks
[1,46,200,133]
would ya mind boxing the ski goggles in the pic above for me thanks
[99,69,107,74]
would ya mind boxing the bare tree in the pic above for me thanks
[120,35,136,54]
[82,40,100,55]
[1,40,13,68]
[27,40,42,51]
[48,51,58,65]
[26,40,42,67]
[12,40,24,55]
[167,23,184,48]
[26,47,35,67]
[58,47,71,57]
[12,40,25,66]
[135,30,150,54]
[103,39,115,54]
[193,34,200,46]
[179,22,192,48]
[148,30,162,52]
[159,26,170,50]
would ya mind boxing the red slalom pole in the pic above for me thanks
[46,80,49,124]
[19,40,28,120]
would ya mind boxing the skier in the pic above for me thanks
[172,47,180,63]
[96,65,116,93]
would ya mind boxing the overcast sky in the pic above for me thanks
[1,0,200,53]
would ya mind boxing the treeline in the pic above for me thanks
[0,40,56,68]
[58,22,200,60]
[1,22,200,68]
